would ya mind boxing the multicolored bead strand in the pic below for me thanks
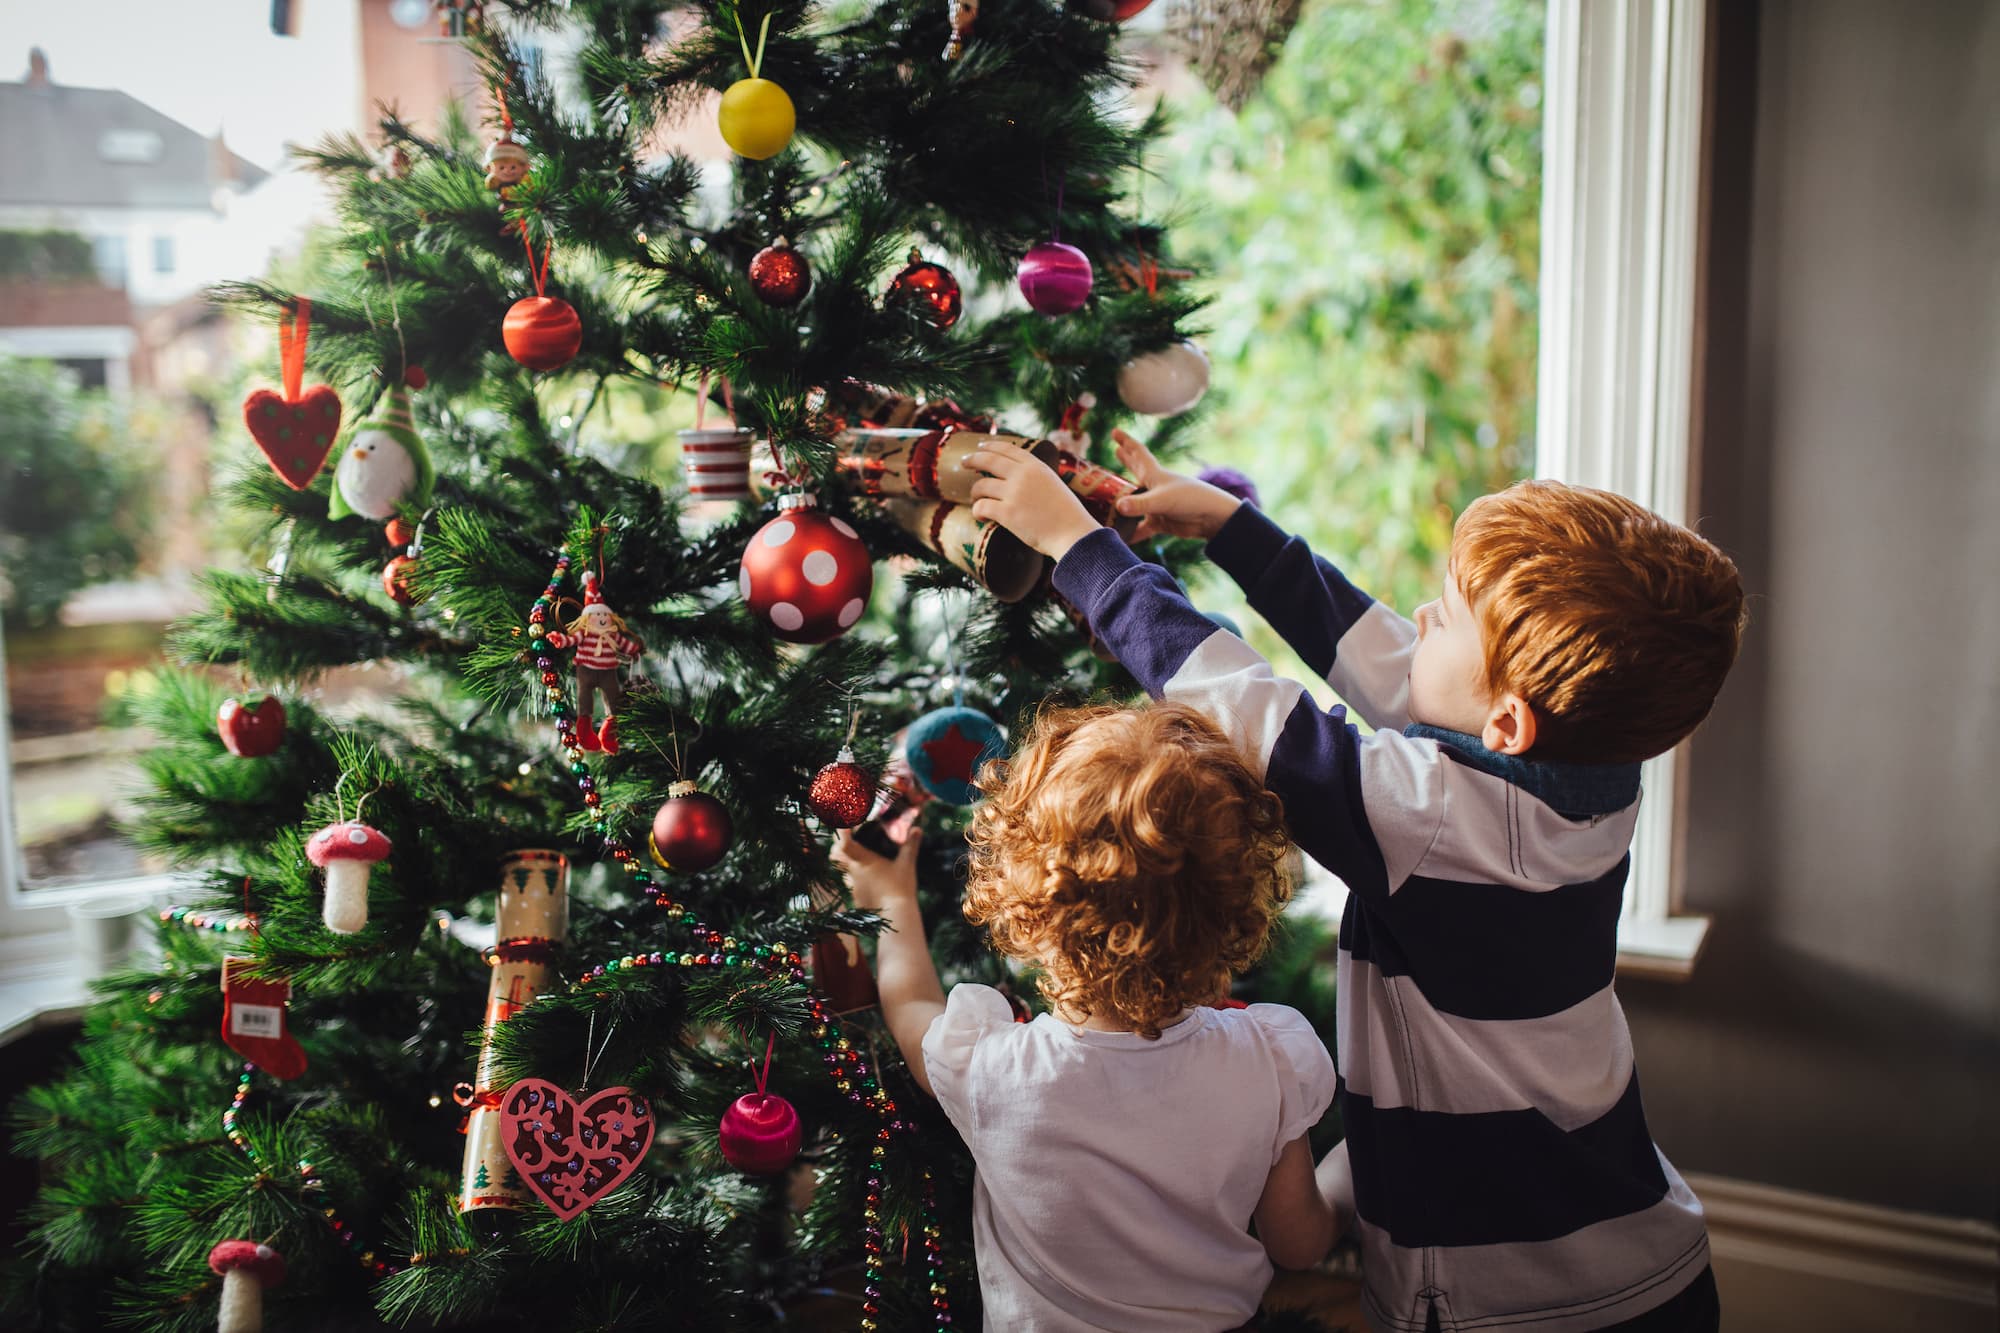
[161,904,258,934]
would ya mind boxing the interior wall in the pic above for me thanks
[1622,0,2000,1222]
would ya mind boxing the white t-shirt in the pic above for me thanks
[922,983,1337,1332]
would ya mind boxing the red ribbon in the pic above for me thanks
[519,220,551,298]
[277,298,310,400]
[753,1030,777,1097]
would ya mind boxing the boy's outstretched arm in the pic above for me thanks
[1113,431,1420,734]
[830,830,946,1095]
[967,441,1441,902]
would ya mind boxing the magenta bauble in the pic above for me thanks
[1016,241,1094,315]
[718,1092,802,1175]
[739,493,874,644]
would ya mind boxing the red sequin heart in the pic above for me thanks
[243,385,343,489]
[498,1079,654,1221]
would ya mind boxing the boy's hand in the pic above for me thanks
[1110,429,1244,542]
[967,440,1104,561]
[830,828,923,912]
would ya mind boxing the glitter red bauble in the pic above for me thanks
[748,239,812,307]
[739,495,874,644]
[719,1092,801,1175]
[886,250,962,329]
[649,782,733,872]
[808,750,876,828]
[1017,240,1094,315]
[382,553,422,606]
[503,295,582,371]
[217,696,286,758]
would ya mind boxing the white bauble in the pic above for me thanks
[334,430,418,520]
[1116,340,1211,417]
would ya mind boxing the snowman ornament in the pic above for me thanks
[330,379,435,522]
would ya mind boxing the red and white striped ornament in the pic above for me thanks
[678,427,755,502]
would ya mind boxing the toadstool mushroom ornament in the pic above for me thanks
[207,1240,284,1333]
[330,377,435,523]
[306,820,391,934]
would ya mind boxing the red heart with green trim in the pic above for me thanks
[243,385,342,490]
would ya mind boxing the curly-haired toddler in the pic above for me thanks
[833,700,1338,1332]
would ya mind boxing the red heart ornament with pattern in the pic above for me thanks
[498,1078,654,1220]
[243,385,343,489]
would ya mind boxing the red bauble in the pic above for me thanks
[503,295,582,371]
[748,238,812,307]
[383,553,422,606]
[1076,0,1155,18]
[885,249,962,329]
[217,696,286,757]
[739,494,875,644]
[807,749,875,828]
[650,781,733,872]
[719,1092,801,1175]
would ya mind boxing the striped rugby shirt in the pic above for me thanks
[1053,507,1710,1333]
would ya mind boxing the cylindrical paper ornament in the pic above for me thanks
[879,498,1046,603]
[1017,241,1094,315]
[837,428,1058,505]
[460,849,569,1213]
[1053,449,1143,540]
[678,426,756,502]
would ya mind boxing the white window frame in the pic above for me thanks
[1536,0,1713,976]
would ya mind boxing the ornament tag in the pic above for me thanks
[229,1004,283,1039]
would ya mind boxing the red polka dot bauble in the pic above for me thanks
[808,748,876,828]
[885,249,962,330]
[748,238,812,307]
[739,493,874,644]
[649,781,733,873]
[1017,240,1094,315]
[503,295,582,371]
[719,1092,801,1175]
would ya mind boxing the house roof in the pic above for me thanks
[0,69,267,213]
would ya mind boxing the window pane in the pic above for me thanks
[90,234,126,288]
[152,234,175,275]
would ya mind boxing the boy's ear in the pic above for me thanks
[1481,692,1540,757]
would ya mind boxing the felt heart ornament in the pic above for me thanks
[498,1078,654,1221]
[244,385,343,489]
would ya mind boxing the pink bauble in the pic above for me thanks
[739,494,874,644]
[719,1092,801,1174]
[1017,241,1094,315]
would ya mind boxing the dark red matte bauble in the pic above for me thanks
[217,696,286,758]
[649,782,733,872]
[718,1092,801,1175]
[885,251,962,330]
[739,495,875,644]
[383,553,423,606]
[503,296,582,372]
[748,240,812,306]
[807,752,875,828]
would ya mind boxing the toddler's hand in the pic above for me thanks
[966,440,1104,561]
[830,827,923,912]
[1110,430,1244,542]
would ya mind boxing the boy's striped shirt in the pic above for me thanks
[1053,508,1709,1333]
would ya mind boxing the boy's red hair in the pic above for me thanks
[964,702,1291,1039]
[1451,480,1747,764]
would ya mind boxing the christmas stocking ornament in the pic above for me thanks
[220,956,307,1080]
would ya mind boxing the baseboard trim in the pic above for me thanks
[1690,1172,1999,1312]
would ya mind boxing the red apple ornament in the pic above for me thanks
[217,696,286,758]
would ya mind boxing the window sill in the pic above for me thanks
[1615,913,1712,981]
[0,929,92,1045]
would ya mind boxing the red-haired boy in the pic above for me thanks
[969,431,1746,1333]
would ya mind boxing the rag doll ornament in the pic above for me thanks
[541,572,644,754]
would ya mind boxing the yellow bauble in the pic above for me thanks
[718,78,796,160]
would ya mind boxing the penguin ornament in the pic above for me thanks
[330,377,436,522]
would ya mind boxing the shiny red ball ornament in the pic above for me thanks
[503,295,582,371]
[650,781,733,872]
[885,249,962,329]
[719,1091,801,1175]
[1076,0,1155,18]
[739,493,874,644]
[1017,240,1094,315]
[382,553,422,606]
[748,238,812,307]
[217,696,286,757]
[808,749,876,828]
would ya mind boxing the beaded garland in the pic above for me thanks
[524,548,955,1332]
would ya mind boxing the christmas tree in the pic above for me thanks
[6,3,1332,1329]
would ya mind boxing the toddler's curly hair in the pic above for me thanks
[964,701,1291,1039]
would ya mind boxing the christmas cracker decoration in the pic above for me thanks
[460,849,569,1213]
[837,427,1058,505]
[879,497,1046,604]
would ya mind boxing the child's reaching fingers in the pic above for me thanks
[1112,429,1165,483]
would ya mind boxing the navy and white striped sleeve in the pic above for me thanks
[1204,505,1420,733]
[1053,528,1443,902]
